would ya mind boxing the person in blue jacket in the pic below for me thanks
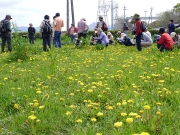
[168,20,175,35]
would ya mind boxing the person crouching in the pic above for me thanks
[170,32,180,49]
[156,28,174,52]
[94,28,109,47]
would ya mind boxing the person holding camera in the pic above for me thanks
[156,28,174,52]
[107,32,114,44]
[94,28,109,47]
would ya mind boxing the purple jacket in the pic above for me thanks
[95,32,109,45]
[77,19,87,33]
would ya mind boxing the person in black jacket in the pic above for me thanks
[28,23,36,44]
[167,20,175,35]
[1,15,12,52]
[122,33,134,46]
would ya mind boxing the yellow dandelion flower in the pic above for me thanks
[4,77,8,81]
[76,119,82,123]
[66,111,71,115]
[69,93,74,96]
[156,111,161,115]
[98,95,102,98]
[96,133,102,135]
[36,91,42,94]
[116,102,121,106]
[140,132,150,135]
[126,118,133,124]
[106,105,113,110]
[60,98,65,101]
[70,105,76,109]
[114,122,123,128]
[129,112,138,117]
[97,112,103,117]
[144,105,151,110]
[122,101,127,106]
[17,87,21,90]
[55,92,59,95]
[33,102,39,107]
[136,115,141,119]
[158,80,165,83]
[156,102,161,105]
[36,119,41,122]
[14,104,19,109]
[91,117,97,122]
[121,113,127,117]
[88,89,93,93]
[39,105,45,109]
[28,114,37,120]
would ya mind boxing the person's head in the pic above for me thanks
[159,28,165,35]
[44,15,49,20]
[71,24,74,27]
[97,28,103,34]
[117,31,121,36]
[56,13,60,17]
[53,16,56,20]
[170,32,177,41]
[107,32,111,37]
[170,19,173,24]
[29,23,33,27]
[5,15,12,21]
[99,16,103,21]
[133,13,140,20]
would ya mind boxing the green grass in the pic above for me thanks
[0,37,180,135]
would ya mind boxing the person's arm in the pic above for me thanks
[6,21,11,31]
[33,27,36,33]
[62,20,64,27]
[95,32,104,41]
[157,35,165,45]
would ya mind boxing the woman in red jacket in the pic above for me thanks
[156,28,174,52]
[68,24,78,42]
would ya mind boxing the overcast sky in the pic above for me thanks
[0,0,179,30]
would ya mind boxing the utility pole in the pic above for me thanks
[144,10,147,23]
[122,5,127,21]
[67,0,69,31]
[150,7,153,23]
[111,0,113,30]
[71,0,75,25]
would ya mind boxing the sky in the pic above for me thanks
[0,0,179,30]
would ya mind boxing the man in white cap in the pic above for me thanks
[1,15,12,52]
[170,32,180,48]
[122,33,134,46]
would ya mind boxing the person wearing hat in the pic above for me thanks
[116,31,124,44]
[107,32,114,44]
[168,20,175,35]
[121,33,134,46]
[94,28,109,47]
[1,15,13,52]
[170,32,180,49]
[77,18,88,39]
[28,23,36,44]
[156,28,174,52]
[68,23,78,42]
[133,13,142,51]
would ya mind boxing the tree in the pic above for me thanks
[173,3,180,12]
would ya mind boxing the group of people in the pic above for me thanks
[1,13,180,53]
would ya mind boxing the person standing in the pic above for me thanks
[54,12,64,48]
[133,13,142,51]
[96,16,108,32]
[40,15,52,51]
[1,15,12,53]
[168,19,175,35]
[51,16,56,43]
[28,23,36,44]
[68,24,78,42]
[77,18,88,39]
[122,22,129,37]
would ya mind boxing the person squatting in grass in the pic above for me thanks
[40,15,52,51]
[107,32,114,45]
[170,32,180,49]
[156,27,174,52]
[121,33,134,46]
[1,15,12,53]
[141,32,153,48]
[54,12,64,48]
[90,30,98,45]
[28,23,36,44]
[94,28,109,47]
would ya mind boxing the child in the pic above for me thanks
[73,33,81,46]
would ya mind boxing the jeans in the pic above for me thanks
[42,33,51,51]
[29,34,34,44]
[1,32,12,52]
[136,33,142,51]
[70,34,74,42]
[54,31,62,48]
[157,44,172,52]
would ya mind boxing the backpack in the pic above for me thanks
[28,27,35,35]
[102,22,108,31]
[43,20,52,34]
[140,21,146,32]
[0,20,8,33]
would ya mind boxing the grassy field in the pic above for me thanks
[0,38,180,135]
